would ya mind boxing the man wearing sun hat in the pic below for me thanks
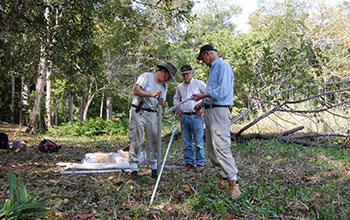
[173,64,207,173]
[193,44,241,199]
[128,62,177,181]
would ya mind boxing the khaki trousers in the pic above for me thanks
[128,107,158,165]
[204,107,238,179]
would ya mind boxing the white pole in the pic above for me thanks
[149,126,177,207]
[60,169,130,175]
[157,104,162,175]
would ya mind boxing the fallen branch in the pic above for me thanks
[279,138,339,148]
[231,126,349,148]
[278,126,305,136]
[232,126,304,141]
[282,132,350,139]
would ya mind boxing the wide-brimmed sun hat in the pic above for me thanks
[157,62,177,80]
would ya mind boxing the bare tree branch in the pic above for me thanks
[231,80,350,126]
[279,100,350,113]
[285,87,350,104]
[236,102,285,136]
[326,110,350,120]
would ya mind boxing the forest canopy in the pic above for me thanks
[0,0,349,143]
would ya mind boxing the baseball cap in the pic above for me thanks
[196,44,217,60]
[180,64,194,74]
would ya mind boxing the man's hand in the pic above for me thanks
[193,93,210,101]
[152,89,162,97]
[158,98,165,106]
[194,103,202,113]
[134,85,161,98]
[175,108,182,117]
[196,108,204,116]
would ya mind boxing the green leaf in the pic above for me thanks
[0,198,14,217]
[18,181,28,203]
[21,207,50,215]
[8,172,16,199]
[33,187,57,197]
[18,201,48,211]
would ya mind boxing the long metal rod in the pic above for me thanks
[163,97,193,116]
[157,104,162,175]
[149,126,177,207]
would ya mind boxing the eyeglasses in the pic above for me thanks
[199,51,208,61]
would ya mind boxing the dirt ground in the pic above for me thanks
[1,123,350,219]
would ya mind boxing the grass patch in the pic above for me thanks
[1,131,349,219]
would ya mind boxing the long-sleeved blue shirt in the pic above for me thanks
[203,58,234,106]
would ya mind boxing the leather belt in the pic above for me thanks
[132,104,157,113]
[203,104,231,109]
[183,112,196,115]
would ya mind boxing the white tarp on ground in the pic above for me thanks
[57,150,146,170]
[57,150,184,174]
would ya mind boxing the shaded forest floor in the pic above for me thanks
[1,123,350,219]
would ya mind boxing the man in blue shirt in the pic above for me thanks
[193,44,241,199]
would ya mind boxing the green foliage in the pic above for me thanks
[1,0,349,130]
[49,117,129,136]
[0,172,79,219]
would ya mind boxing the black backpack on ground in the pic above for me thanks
[38,138,61,153]
[0,132,9,149]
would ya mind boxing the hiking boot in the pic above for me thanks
[195,165,205,173]
[186,164,195,171]
[219,177,227,189]
[151,169,158,179]
[228,180,241,199]
[131,171,139,182]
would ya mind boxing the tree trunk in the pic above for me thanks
[106,96,112,120]
[53,96,58,125]
[100,92,104,118]
[21,76,29,107]
[63,96,66,123]
[45,64,52,128]
[29,43,46,131]
[37,106,41,131]
[45,0,53,129]
[80,95,85,121]
[20,76,29,125]
[83,93,97,121]
[105,50,113,120]
[51,95,57,125]
[10,72,15,122]
[29,0,50,132]
[69,93,74,122]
